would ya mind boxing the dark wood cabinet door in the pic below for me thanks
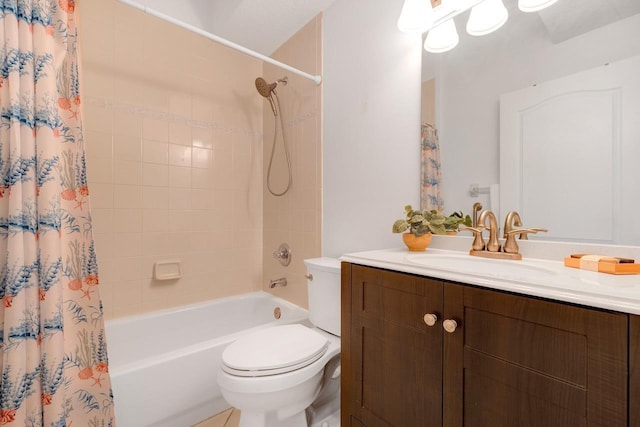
[445,285,628,427]
[342,264,444,427]
[631,314,640,427]
[342,264,630,427]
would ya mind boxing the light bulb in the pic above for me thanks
[424,19,459,53]
[466,0,508,36]
[398,0,433,34]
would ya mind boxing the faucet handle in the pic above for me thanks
[524,227,548,240]
[504,227,547,253]
[529,227,548,233]
[507,227,548,240]
[503,230,520,254]
[460,226,485,251]
[460,226,483,232]
[273,243,291,266]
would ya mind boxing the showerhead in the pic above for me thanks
[255,76,288,98]
[255,77,277,98]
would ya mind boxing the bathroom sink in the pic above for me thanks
[405,253,558,281]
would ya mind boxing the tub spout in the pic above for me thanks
[269,277,287,289]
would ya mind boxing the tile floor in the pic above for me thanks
[193,408,240,427]
[193,407,340,427]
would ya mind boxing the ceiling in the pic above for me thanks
[139,0,640,56]
[421,0,640,76]
[141,0,337,55]
[537,0,640,43]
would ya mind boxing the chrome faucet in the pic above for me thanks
[460,209,500,254]
[460,225,485,251]
[502,210,548,254]
[503,228,543,253]
[463,209,548,260]
[478,210,501,252]
[503,210,523,239]
[269,277,287,289]
[460,205,488,251]
[462,209,523,260]
[472,202,483,228]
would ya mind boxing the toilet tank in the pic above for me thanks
[304,257,341,337]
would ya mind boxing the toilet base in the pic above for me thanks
[309,409,340,427]
[306,355,340,426]
[225,370,323,427]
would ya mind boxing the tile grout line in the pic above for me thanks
[222,408,233,427]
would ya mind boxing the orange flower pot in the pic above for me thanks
[402,233,432,252]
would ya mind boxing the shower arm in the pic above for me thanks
[117,0,322,86]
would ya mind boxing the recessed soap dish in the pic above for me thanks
[154,259,183,280]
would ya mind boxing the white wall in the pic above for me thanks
[434,13,640,219]
[322,0,423,258]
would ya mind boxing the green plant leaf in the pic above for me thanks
[429,216,445,226]
[428,223,446,235]
[410,214,424,224]
[395,204,459,236]
[392,219,409,233]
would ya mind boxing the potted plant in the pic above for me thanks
[444,211,472,234]
[392,205,446,251]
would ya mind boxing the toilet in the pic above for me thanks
[217,257,341,427]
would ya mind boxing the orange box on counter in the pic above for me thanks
[564,254,640,275]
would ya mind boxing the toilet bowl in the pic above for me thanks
[217,257,341,427]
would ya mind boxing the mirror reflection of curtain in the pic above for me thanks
[420,123,444,212]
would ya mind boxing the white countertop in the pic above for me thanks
[340,247,640,315]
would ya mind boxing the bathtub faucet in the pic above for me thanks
[269,277,287,289]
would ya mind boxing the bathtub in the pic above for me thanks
[105,292,308,427]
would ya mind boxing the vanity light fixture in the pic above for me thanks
[398,0,434,33]
[518,0,560,13]
[397,0,561,53]
[466,0,509,36]
[424,19,459,53]
[398,0,487,35]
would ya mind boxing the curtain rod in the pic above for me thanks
[116,0,322,86]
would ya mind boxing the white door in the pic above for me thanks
[500,55,640,245]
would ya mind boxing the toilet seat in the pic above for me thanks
[222,324,329,377]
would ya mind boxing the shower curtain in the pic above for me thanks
[0,1,115,425]
[420,123,444,212]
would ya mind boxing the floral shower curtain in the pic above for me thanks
[420,123,444,212]
[0,0,115,425]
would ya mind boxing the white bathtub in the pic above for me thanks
[105,292,308,427]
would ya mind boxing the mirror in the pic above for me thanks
[421,0,640,244]
[500,55,640,245]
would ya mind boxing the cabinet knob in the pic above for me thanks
[443,319,458,333]
[423,313,438,327]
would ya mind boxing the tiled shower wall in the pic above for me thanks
[262,16,323,308]
[78,1,264,319]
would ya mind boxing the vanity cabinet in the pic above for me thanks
[341,263,632,427]
[632,315,640,427]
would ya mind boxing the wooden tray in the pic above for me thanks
[564,257,640,275]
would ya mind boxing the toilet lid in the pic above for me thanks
[222,324,329,377]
